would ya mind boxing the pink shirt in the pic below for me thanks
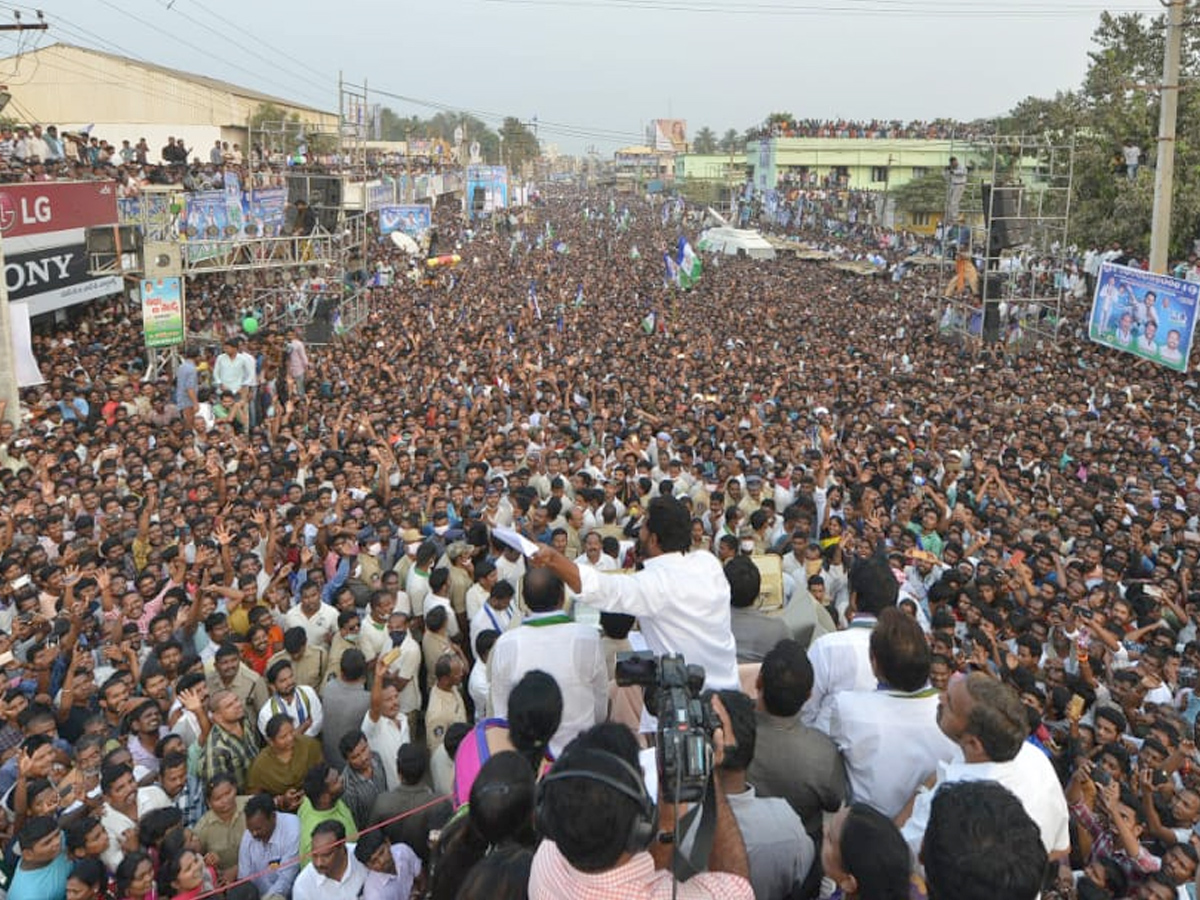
[529,841,753,900]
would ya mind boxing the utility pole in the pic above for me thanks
[1149,0,1185,274]
[0,13,48,425]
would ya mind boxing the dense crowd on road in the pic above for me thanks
[0,176,1198,900]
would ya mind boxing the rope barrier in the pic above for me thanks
[190,791,453,900]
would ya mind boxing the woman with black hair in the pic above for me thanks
[429,751,539,900]
[452,669,562,806]
[821,804,915,900]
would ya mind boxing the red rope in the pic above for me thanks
[190,792,452,900]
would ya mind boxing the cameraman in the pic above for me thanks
[532,496,739,691]
[529,713,754,899]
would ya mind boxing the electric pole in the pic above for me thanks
[0,13,48,426]
[1149,0,1185,274]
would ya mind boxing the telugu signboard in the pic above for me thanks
[1089,262,1200,373]
[140,277,185,348]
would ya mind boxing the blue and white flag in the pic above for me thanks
[675,237,702,290]
[528,280,542,319]
[574,283,584,307]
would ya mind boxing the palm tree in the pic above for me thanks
[719,129,743,154]
[693,127,717,154]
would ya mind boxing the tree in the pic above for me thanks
[998,11,1200,256]
[693,127,717,154]
[891,173,949,218]
[719,129,742,154]
[498,117,540,172]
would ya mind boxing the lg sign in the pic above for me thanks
[0,182,118,239]
[0,193,52,233]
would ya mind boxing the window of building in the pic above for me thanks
[911,166,928,178]
[871,166,889,183]
[911,212,932,226]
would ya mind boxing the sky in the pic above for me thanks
[0,0,1171,154]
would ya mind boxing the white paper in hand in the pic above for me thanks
[492,526,540,558]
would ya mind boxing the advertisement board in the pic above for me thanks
[0,181,118,240]
[379,205,432,236]
[1089,262,1200,373]
[141,277,186,348]
[465,166,508,221]
[652,119,688,153]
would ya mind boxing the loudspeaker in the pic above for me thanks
[981,183,1025,253]
[143,241,183,277]
[535,748,658,855]
[982,274,1004,344]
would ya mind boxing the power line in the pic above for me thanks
[154,0,333,105]
[480,0,1152,15]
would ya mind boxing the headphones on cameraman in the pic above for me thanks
[535,747,658,854]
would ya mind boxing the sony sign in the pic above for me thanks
[4,244,90,303]
[6,251,73,294]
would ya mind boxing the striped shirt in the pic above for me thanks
[199,719,261,793]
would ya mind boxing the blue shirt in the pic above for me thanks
[8,850,70,900]
[237,811,301,899]
[176,359,199,408]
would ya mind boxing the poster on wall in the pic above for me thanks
[1089,262,1200,373]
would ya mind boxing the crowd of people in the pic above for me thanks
[1,171,1199,900]
[746,118,997,142]
[0,122,458,192]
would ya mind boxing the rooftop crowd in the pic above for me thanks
[746,118,997,142]
[0,173,1196,900]
[0,123,456,191]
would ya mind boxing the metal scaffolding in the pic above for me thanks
[938,134,1075,349]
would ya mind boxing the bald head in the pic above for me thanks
[524,567,565,613]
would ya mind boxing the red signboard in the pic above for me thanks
[0,181,118,239]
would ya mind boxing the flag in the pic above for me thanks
[675,237,702,290]
[574,283,584,307]
[663,252,680,288]
[641,310,657,334]
[528,280,542,319]
[556,310,564,333]
[630,245,640,260]
[506,322,515,344]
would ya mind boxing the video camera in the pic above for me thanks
[615,650,718,803]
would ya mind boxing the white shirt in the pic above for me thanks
[576,551,740,691]
[489,611,608,756]
[802,618,877,733]
[901,741,1070,858]
[212,352,253,393]
[362,708,412,789]
[469,602,517,656]
[465,583,491,621]
[469,659,490,719]
[257,685,324,738]
[424,592,460,638]
[292,847,368,900]
[829,686,957,818]
[284,603,339,651]
[358,617,392,663]
[363,843,422,900]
